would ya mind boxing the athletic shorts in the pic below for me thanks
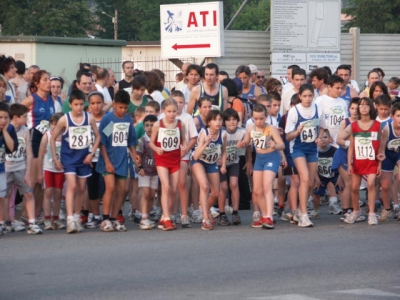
[190,159,219,174]
[0,172,6,197]
[292,149,318,163]
[382,153,400,172]
[87,163,104,200]
[220,163,240,182]
[43,170,65,189]
[283,165,298,176]
[6,169,32,195]
[64,164,91,178]
[138,175,159,189]
[103,172,128,180]
[313,175,339,196]
[253,151,280,173]
[31,128,43,158]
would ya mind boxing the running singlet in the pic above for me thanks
[156,120,181,152]
[28,93,56,131]
[119,79,133,94]
[251,125,272,150]
[386,119,400,153]
[341,86,352,103]
[193,84,223,115]
[241,84,257,99]
[198,128,223,164]
[225,127,246,165]
[317,145,337,178]
[291,104,320,154]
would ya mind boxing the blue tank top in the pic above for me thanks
[292,104,319,153]
[198,128,223,164]
[195,115,205,133]
[61,112,91,167]
[30,93,55,128]
[342,86,352,103]
[241,84,256,99]
[385,119,400,158]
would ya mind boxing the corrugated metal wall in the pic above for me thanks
[211,30,400,87]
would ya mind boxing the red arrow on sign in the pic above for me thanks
[172,43,211,51]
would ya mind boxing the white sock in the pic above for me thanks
[73,214,80,221]
[329,197,338,204]
[28,219,35,225]
[67,216,74,221]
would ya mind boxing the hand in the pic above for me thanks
[36,172,43,185]
[155,147,163,155]
[336,179,344,191]
[205,134,213,145]
[105,161,115,173]
[314,178,321,190]
[281,158,287,169]
[348,165,353,175]
[237,141,247,148]
[25,174,32,187]
[54,159,63,171]
[377,153,385,161]
[139,169,145,177]
[296,124,304,134]
[376,166,381,177]
[83,153,93,166]
[180,147,187,158]
[268,140,276,149]
[243,161,253,177]
[220,165,227,174]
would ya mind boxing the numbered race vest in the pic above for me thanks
[198,128,223,164]
[6,136,26,163]
[193,83,223,116]
[386,119,400,153]
[28,93,55,131]
[352,120,380,162]
[61,112,91,166]
[317,145,337,178]
[225,127,246,166]
[156,119,181,152]
[291,104,319,153]
[43,131,63,172]
[251,125,272,151]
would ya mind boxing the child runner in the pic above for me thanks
[218,108,247,226]
[309,129,339,219]
[343,97,385,225]
[84,91,105,229]
[5,104,41,234]
[191,110,227,230]
[150,98,187,231]
[136,115,158,230]
[50,90,101,234]
[96,90,138,232]
[285,83,324,228]
[238,104,285,229]
[335,98,360,220]
[38,112,65,230]
[0,102,18,235]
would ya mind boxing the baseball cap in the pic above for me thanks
[248,64,259,74]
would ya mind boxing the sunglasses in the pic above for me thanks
[257,76,265,79]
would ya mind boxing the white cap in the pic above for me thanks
[248,64,259,74]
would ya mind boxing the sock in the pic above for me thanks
[232,210,238,215]
[73,214,80,221]
[329,197,338,204]
[67,216,74,221]
[102,214,109,220]
[386,208,392,211]
[82,210,89,217]
[28,219,35,225]
[53,216,59,221]
[109,217,116,222]
[45,216,51,220]
[141,214,148,219]
[118,210,123,215]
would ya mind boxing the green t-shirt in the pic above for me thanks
[135,121,145,139]
[62,98,89,113]
[127,96,149,114]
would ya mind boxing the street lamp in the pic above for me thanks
[102,10,118,40]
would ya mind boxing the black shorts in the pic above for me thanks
[86,163,105,200]
[283,165,298,176]
[31,128,43,158]
[220,163,240,182]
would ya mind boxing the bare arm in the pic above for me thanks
[337,122,352,148]
[50,116,66,171]
[37,132,48,184]
[187,86,200,115]
[270,126,285,151]
[220,132,227,174]
[149,121,163,155]
[21,95,34,110]
[24,129,33,187]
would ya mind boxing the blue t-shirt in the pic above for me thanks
[0,124,19,173]
[96,113,138,177]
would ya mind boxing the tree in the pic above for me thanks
[343,0,400,33]
[229,0,270,31]
[0,0,95,37]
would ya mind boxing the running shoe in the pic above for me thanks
[27,224,43,235]
[329,202,342,215]
[190,209,203,223]
[232,213,241,225]
[290,209,300,224]
[12,220,26,232]
[117,213,125,224]
[172,213,182,224]
[133,211,142,224]
[261,217,274,229]
[4,220,13,233]
[210,206,220,218]
[344,211,365,224]
[393,205,400,219]
[160,219,174,231]
[149,207,162,221]
[66,219,77,234]
[218,214,231,226]
[207,212,216,227]
[201,219,213,230]
[251,212,262,228]
[75,220,84,232]
[112,220,127,232]
[277,207,284,218]
[181,215,191,228]
[140,219,156,230]
[59,207,66,221]
[128,207,134,221]
[298,214,314,228]
[36,214,45,225]
[340,209,353,222]
[100,220,114,232]
[368,213,378,225]
[281,211,291,222]
[308,210,320,220]
[52,220,66,230]
[85,217,101,229]
[379,209,391,222]
[19,215,29,225]
[307,196,314,210]
[79,215,88,225]
[44,220,53,230]
[224,205,233,215]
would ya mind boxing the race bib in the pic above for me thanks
[300,119,319,143]
[200,144,221,164]
[35,120,49,134]
[48,142,61,163]
[6,137,25,162]
[327,107,345,128]
[226,147,237,166]
[251,131,271,150]
[354,136,375,160]
[318,157,334,178]
[157,127,180,151]
[112,122,129,147]
[68,125,91,149]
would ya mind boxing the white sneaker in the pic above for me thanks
[191,209,202,223]
[329,202,342,215]
[12,220,26,232]
[112,220,127,232]
[307,197,314,210]
[393,205,400,219]
[224,205,233,215]
[66,219,77,234]
[59,208,66,221]
[210,207,220,218]
[379,209,391,222]
[252,211,261,222]
[44,220,53,230]
[27,224,43,235]
[344,211,366,223]
[308,210,320,220]
[181,215,191,228]
[368,213,378,225]
[140,219,155,230]
[291,209,300,224]
[75,220,84,232]
[100,220,114,232]
[298,214,314,228]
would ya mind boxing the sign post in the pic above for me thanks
[160,1,224,58]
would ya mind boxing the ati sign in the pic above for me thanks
[160,1,224,58]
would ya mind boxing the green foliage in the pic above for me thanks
[343,0,400,33]
[229,0,270,31]
[1,0,95,37]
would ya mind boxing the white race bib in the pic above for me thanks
[199,144,221,164]
[157,127,180,151]
[6,137,25,162]
[251,131,271,150]
[318,157,334,178]
[68,125,91,149]
[328,107,345,128]
[226,147,237,166]
[112,123,129,147]
[387,139,400,152]
[299,119,319,143]
[35,120,49,134]
[355,136,375,160]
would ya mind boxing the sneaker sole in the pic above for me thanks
[27,231,43,235]
[261,224,274,229]
[181,223,191,228]
[201,226,213,230]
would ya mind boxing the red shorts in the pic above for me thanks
[155,150,180,174]
[44,170,65,189]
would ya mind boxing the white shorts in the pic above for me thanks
[0,172,6,197]
[138,175,159,189]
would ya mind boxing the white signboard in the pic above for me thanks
[160,2,224,58]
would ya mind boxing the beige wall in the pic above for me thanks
[0,43,36,68]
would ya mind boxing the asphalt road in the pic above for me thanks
[1,203,399,300]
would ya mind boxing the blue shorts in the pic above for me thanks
[313,174,339,196]
[253,151,280,173]
[64,164,91,178]
[382,152,400,172]
[190,159,219,174]
[332,147,348,172]
[292,149,318,163]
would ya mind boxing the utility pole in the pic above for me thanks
[114,9,118,40]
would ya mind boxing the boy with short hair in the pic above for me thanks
[96,90,138,232]
[267,92,282,124]
[134,106,145,127]
[309,129,341,219]
[0,102,18,235]
[5,104,41,234]
[136,114,158,230]
[375,94,392,124]
[135,101,161,139]
[50,90,101,234]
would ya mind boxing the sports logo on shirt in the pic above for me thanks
[72,127,88,134]
[357,138,370,145]
[116,124,128,131]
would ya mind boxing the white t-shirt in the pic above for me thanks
[282,81,294,94]
[177,112,198,160]
[280,86,297,116]
[95,84,112,103]
[314,94,348,147]
[179,84,191,113]
[150,90,165,106]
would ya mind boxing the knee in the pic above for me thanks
[198,182,209,193]
[230,181,238,191]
